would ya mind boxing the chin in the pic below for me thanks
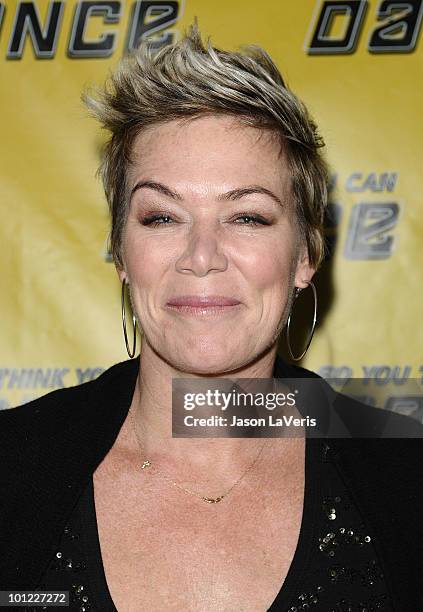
[166,337,250,376]
[174,359,241,376]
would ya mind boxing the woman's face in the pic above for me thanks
[119,115,314,373]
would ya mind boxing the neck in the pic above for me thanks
[121,341,280,477]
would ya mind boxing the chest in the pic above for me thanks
[92,447,305,612]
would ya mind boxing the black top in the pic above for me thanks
[27,438,391,612]
[2,357,423,610]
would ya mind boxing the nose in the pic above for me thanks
[175,220,228,277]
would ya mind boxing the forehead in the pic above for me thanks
[128,115,291,200]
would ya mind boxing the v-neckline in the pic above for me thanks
[79,436,322,611]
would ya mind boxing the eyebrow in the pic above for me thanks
[130,181,284,208]
[131,181,182,201]
[218,186,284,208]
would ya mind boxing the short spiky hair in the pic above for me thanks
[82,21,329,269]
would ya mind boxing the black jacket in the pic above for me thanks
[1,356,423,610]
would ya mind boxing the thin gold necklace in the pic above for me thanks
[128,405,267,504]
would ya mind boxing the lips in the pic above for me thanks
[166,295,241,307]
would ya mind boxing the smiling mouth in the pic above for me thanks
[164,303,243,318]
[164,294,243,318]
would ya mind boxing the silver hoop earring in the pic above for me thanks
[121,279,137,359]
[286,280,317,361]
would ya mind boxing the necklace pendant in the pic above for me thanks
[202,496,224,504]
[141,459,152,469]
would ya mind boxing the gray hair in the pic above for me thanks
[82,21,329,269]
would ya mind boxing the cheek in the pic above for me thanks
[122,221,298,300]
[123,231,170,289]
[240,240,296,292]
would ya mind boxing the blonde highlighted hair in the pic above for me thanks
[82,21,329,269]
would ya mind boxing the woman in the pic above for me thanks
[1,22,423,612]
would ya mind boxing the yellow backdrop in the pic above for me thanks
[1,0,422,408]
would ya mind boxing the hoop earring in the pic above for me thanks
[121,279,137,359]
[286,280,317,361]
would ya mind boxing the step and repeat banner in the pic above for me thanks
[1,0,422,409]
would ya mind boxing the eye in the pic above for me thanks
[140,212,272,228]
[233,214,271,226]
[141,214,174,227]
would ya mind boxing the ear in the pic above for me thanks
[116,264,127,285]
[294,246,315,289]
